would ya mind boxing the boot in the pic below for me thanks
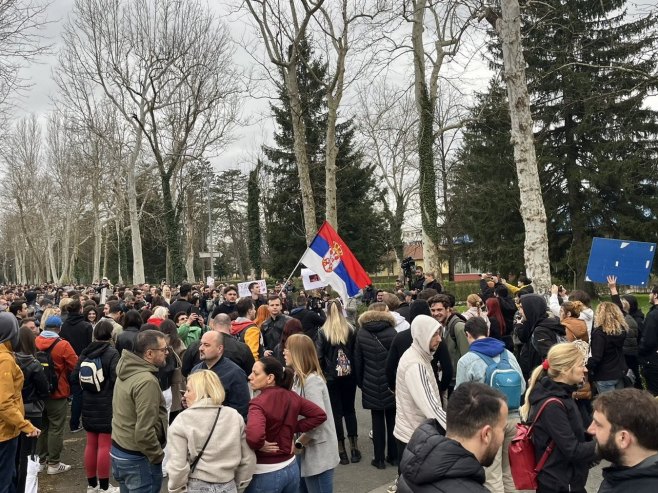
[349,436,362,463]
[338,440,349,465]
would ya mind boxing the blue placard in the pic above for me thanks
[585,237,656,286]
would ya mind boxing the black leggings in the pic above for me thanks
[371,408,396,463]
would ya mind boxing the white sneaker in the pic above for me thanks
[38,463,46,473]
[86,487,99,493]
[47,462,72,475]
[100,486,119,493]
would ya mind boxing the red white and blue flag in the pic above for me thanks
[300,222,372,304]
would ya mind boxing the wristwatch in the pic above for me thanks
[294,440,305,450]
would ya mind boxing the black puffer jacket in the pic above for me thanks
[623,315,639,356]
[15,352,50,418]
[527,377,596,492]
[115,326,139,355]
[354,310,396,410]
[290,307,326,343]
[599,454,658,493]
[398,419,488,493]
[639,304,658,366]
[71,341,119,434]
[587,327,627,381]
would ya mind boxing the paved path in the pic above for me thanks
[39,389,604,492]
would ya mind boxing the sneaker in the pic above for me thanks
[100,486,119,493]
[38,462,46,473]
[47,462,72,475]
[71,425,84,433]
[386,476,399,493]
[86,487,99,493]
[368,430,373,440]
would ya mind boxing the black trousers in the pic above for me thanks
[371,408,396,463]
[642,363,658,396]
[327,377,358,441]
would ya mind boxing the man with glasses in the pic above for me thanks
[111,330,169,493]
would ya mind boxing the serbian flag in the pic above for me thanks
[300,222,372,303]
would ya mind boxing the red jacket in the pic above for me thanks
[246,386,326,464]
[35,335,78,399]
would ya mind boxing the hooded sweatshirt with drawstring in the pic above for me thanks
[394,315,447,444]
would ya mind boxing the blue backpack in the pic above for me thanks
[472,350,523,410]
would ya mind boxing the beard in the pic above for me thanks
[481,440,500,468]
[596,434,622,465]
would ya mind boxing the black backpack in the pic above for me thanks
[36,338,61,394]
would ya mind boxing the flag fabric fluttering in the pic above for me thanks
[299,222,372,304]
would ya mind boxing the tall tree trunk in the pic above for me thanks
[102,226,108,279]
[161,173,183,283]
[495,0,551,294]
[126,127,145,284]
[325,96,339,230]
[60,214,71,283]
[114,217,124,285]
[184,191,196,282]
[92,200,102,282]
[411,1,441,277]
[286,65,318,243]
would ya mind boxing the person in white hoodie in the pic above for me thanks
[382,293,410,333]
[393,315,446,464]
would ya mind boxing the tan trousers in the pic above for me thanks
[484,414,518,493]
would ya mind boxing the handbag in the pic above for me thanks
[189,407,221,473]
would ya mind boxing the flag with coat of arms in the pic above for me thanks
[299,221,372,304]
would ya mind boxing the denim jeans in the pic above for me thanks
[244,460,299,493]
[595,379,622,394]
[298,467,334,493]
[0,436,19,493]
[110,446,162,493]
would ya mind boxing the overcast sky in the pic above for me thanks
[13,0,657,173]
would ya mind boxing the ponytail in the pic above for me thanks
[259,356,294,390]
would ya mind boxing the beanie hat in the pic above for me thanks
[0,312,20,350]
[45,316,63,328]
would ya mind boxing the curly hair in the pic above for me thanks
[594,302,628,335]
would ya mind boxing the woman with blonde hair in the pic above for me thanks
[587,301,627,394]
[462,294,491,329]
[285,334,339,492]
[167,370,255,493]
[316,299,359,465]
[560,301,588,342]
[522,343,596,493]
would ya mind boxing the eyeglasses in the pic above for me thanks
[150,346,169,353]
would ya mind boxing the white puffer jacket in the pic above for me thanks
[393,315,447,443]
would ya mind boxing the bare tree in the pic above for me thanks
[357,81,419,275]
[60,0,241,282]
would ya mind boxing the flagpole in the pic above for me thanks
[278,257,304,297]
[277,222,326,297]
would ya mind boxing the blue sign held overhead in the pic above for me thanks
[585,238,656,286]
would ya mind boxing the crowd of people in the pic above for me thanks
[0,272,657,493]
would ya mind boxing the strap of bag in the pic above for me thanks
[529,397,565,473]
[189,407,221,473]
[46,338,61,353]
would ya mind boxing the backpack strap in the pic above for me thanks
[471,350,496,366]
[528,397,566,473]
[45,338,61,353]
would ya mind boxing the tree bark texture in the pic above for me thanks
[496,0,551,294]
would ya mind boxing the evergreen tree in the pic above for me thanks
[262,39,387,279]
[522,0,658,285]
[451,81,525,276]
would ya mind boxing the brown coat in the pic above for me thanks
[562,317,588,343]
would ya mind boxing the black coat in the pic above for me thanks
[261,314,290,352]
[60,313,93,356]
[396,303,411,323]
[639,304,658,366]
[354,310,397,410]
[599,454,658,493]
[516,315,566,379]
[528,377,596,493]
[71,341,119,434]
[115,326,139,356]
[398,419,488,493]
[290,307,326,343]
[385,328,452,393]
[210,301,237,319]
[182,334,254,378]
[168,298,193,319]
[15,352,50,418]
[587,327,627,381]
